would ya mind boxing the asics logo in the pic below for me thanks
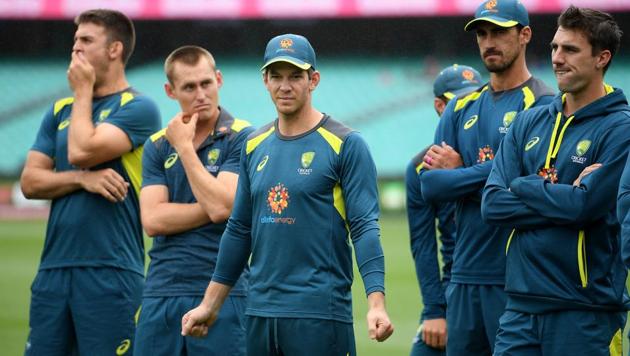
[116,339,131,355]
[164,153,179,169]
[57,119,70,130]
[257,155,269,172]
[525,137,540,151]
[464,115,478,130]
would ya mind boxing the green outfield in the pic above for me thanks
[1,215,628,355]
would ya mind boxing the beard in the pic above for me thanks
[483,51,518,73]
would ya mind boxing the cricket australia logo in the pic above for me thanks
[571,140,591,164]
[298,151,315,175]
[206,148,220,173]
[499,111,517,134]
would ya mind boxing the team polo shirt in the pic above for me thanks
[484,87,630,313]
[212,115,385,323]
[420,77,554,285]
[141,108,254,297]
[406,148,455,320]
[31,88,161,275]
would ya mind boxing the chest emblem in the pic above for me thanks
[267,183,290,214]
[477,145,495,163]
[164,153,179,169]
[257,155,269,172]
[464,115,478,130]
[571,139,591,164]
[298,151,315,175]
[525,137,540,151]
[207,149,220,166]
[499,111,517,134]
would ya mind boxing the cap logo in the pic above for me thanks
[462,70,475,81]
[485,0,497,10]
[280,38,293,49]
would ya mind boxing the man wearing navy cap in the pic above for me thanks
[407,64,481,355]
[181,34,394,356]
[419,0,555,354]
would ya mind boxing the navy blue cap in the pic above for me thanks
[433,64,483,99]
[261,34,316,71]
[464,0,529,31]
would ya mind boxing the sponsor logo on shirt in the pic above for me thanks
[464,115,478,130]
[538,165,559,184]
[298,151,315,175]
[206,148,220,172]
[116,339,131,355]
[477,145,495,163]
[571,139,591,164]
[57,119,70,131]
[257,155,269,172]
[164,153,178,169]
[525,136,540,151]
[499,111,517,134]
[261,183,296,225]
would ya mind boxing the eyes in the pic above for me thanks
[182,80,213,92]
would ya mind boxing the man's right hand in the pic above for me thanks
[181,304,218,338]
[79,169,129,203]
[421,318,447,349]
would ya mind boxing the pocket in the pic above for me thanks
[577,230,588,288]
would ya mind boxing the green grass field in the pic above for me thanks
[1,215,628,355]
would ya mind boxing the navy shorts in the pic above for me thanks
[445,283,506,355]
[134,295,246,356]
[245,316,356,356]
[494,309,624,356]
[25,267,143,356]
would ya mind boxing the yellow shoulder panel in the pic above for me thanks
[121,92,135,107]
[54,97,74,115]
[316,127,343,155]
[246,126,275,155]
[150,128,166,142]
[522,86,535,110]
[454,86,488,112]
[605,83,614,95]
[333,183,349,232]
[231,118,252,133]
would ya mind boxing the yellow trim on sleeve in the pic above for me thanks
[231,118,251,133]
[609,329,622,356]
[246,126,275,155]
[120,92,135,107]
[150,128,166,143]
[522,87,535,110]
[54,97,74,115]
[121,146,144,197]
[415,162,424,174]
[454,86,488,112]
[316,127,343,155]
[577,230,588,288]
[505,229,516,255]
[333,183,349,232]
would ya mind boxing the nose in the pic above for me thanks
[551,49,564,66]
[278,78,291,92]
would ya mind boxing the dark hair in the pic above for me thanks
[558,5,622,73]
[164,46,216,84]
[263,66,315,80]
[75,9,136,65]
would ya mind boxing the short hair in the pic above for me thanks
[263,66,315,80]
[558,6,622,73]
[164,46,216,85]
[75,9,136,65]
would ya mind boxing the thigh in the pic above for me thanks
[71,267,143,356]
[542,310,623,356]
[445,283,491,355]
[26,269,76,356]
[246,316,276,356]
[277,318,356,356]
[493,310,541,356]
[479,285,507,350]
[186,295,247,356]
[134,297,182,356]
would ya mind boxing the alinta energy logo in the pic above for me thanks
[280,38,293,49]
[260,183,296,225]
[538,165,559,184]
[477,145,495,163]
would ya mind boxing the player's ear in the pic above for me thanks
[108,41,123,61]
[595,49,611,72]
[519,26,532,45]
[215,70,224,89]
[434,98,446,116]
[164,82,176,99]
[309,70,320,91]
